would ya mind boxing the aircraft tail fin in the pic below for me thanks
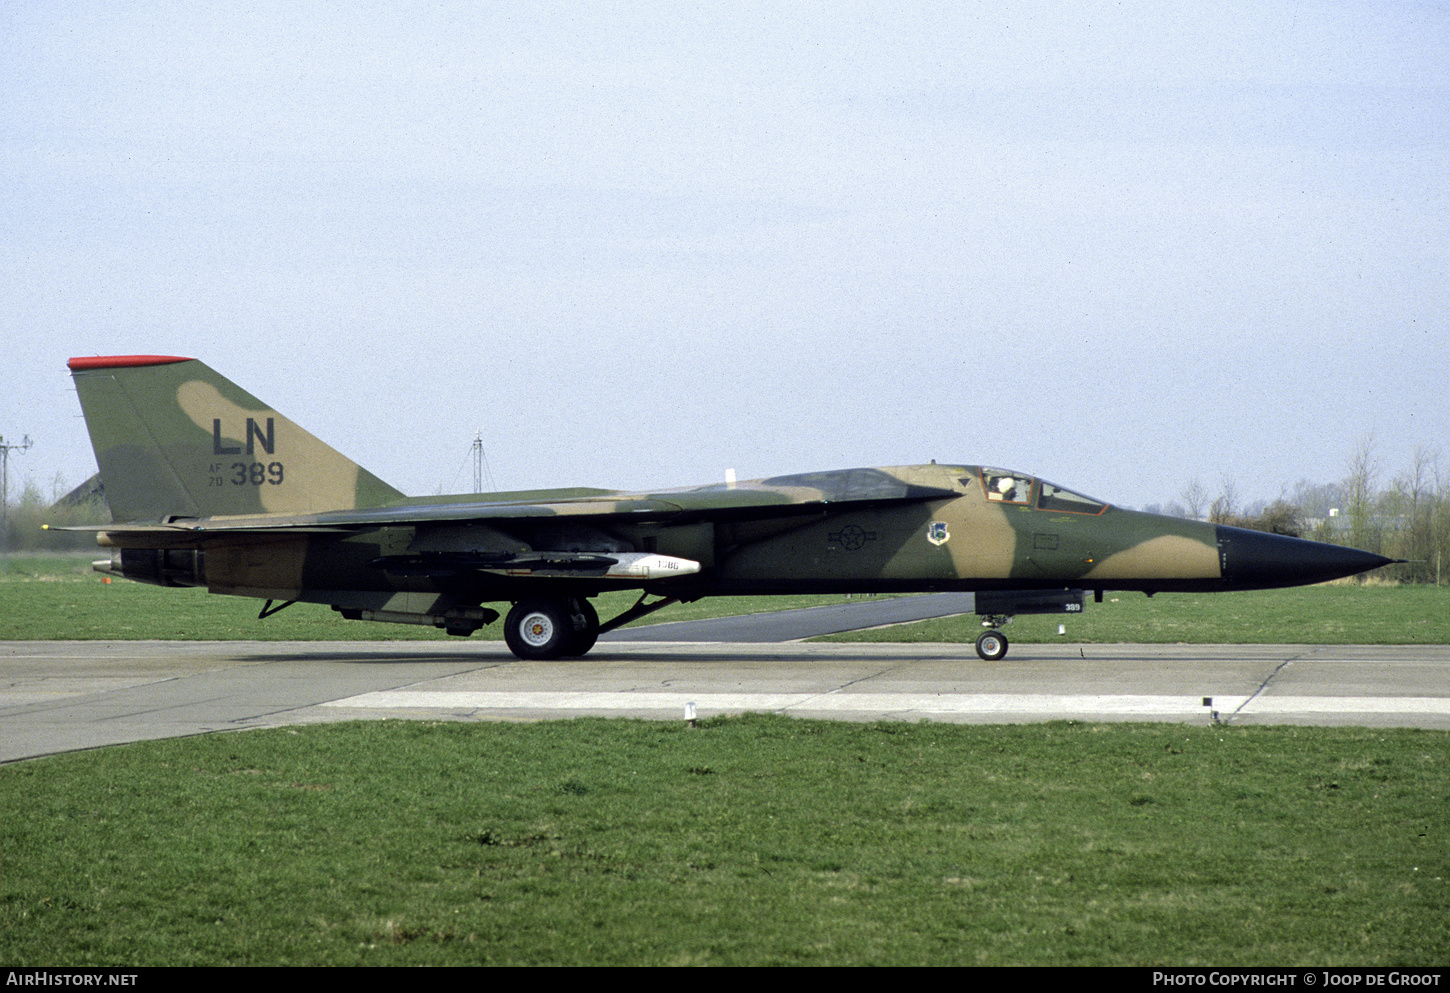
[68,355,404,522]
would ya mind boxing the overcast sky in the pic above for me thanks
[4,1,1447,512]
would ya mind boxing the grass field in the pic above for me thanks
[3,554,1448,644]
[1,716,1445,966]
[3,557,1447,966]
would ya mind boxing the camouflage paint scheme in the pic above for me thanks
[64,356,1395,660]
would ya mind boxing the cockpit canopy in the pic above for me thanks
[978,468,1108,515]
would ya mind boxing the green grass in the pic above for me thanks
[3,554,1447,644]
[1,716,1444,966]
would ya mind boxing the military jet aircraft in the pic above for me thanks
[62,355,1395,661]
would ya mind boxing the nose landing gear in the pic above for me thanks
[969,589,1088,662]
[974,627,1009,661]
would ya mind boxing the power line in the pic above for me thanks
[1,434,34,548]
[471,432,495,493]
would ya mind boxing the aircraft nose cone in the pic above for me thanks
[1216,525,1396,588]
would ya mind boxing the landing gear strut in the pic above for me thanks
[503,597,600,660]
[564,598,599,657]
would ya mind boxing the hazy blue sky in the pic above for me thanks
[5,1,1447,511]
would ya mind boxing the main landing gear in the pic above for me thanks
[500,592,683,661]
[504,598,599,660]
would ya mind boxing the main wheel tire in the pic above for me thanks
[561,598,600,657]
[504,600,572,660]
[975,629,1009,662]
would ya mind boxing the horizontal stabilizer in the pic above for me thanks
[45,522,350,549]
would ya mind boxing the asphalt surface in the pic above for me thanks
[598,592,978,641]
[5,635,1448,762]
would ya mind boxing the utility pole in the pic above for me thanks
[1,434,34,550]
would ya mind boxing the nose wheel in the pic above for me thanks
[975,629,1009,661]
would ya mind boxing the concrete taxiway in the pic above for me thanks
[3,640,1448,762]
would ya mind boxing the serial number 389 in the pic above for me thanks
[209,462,284,486]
